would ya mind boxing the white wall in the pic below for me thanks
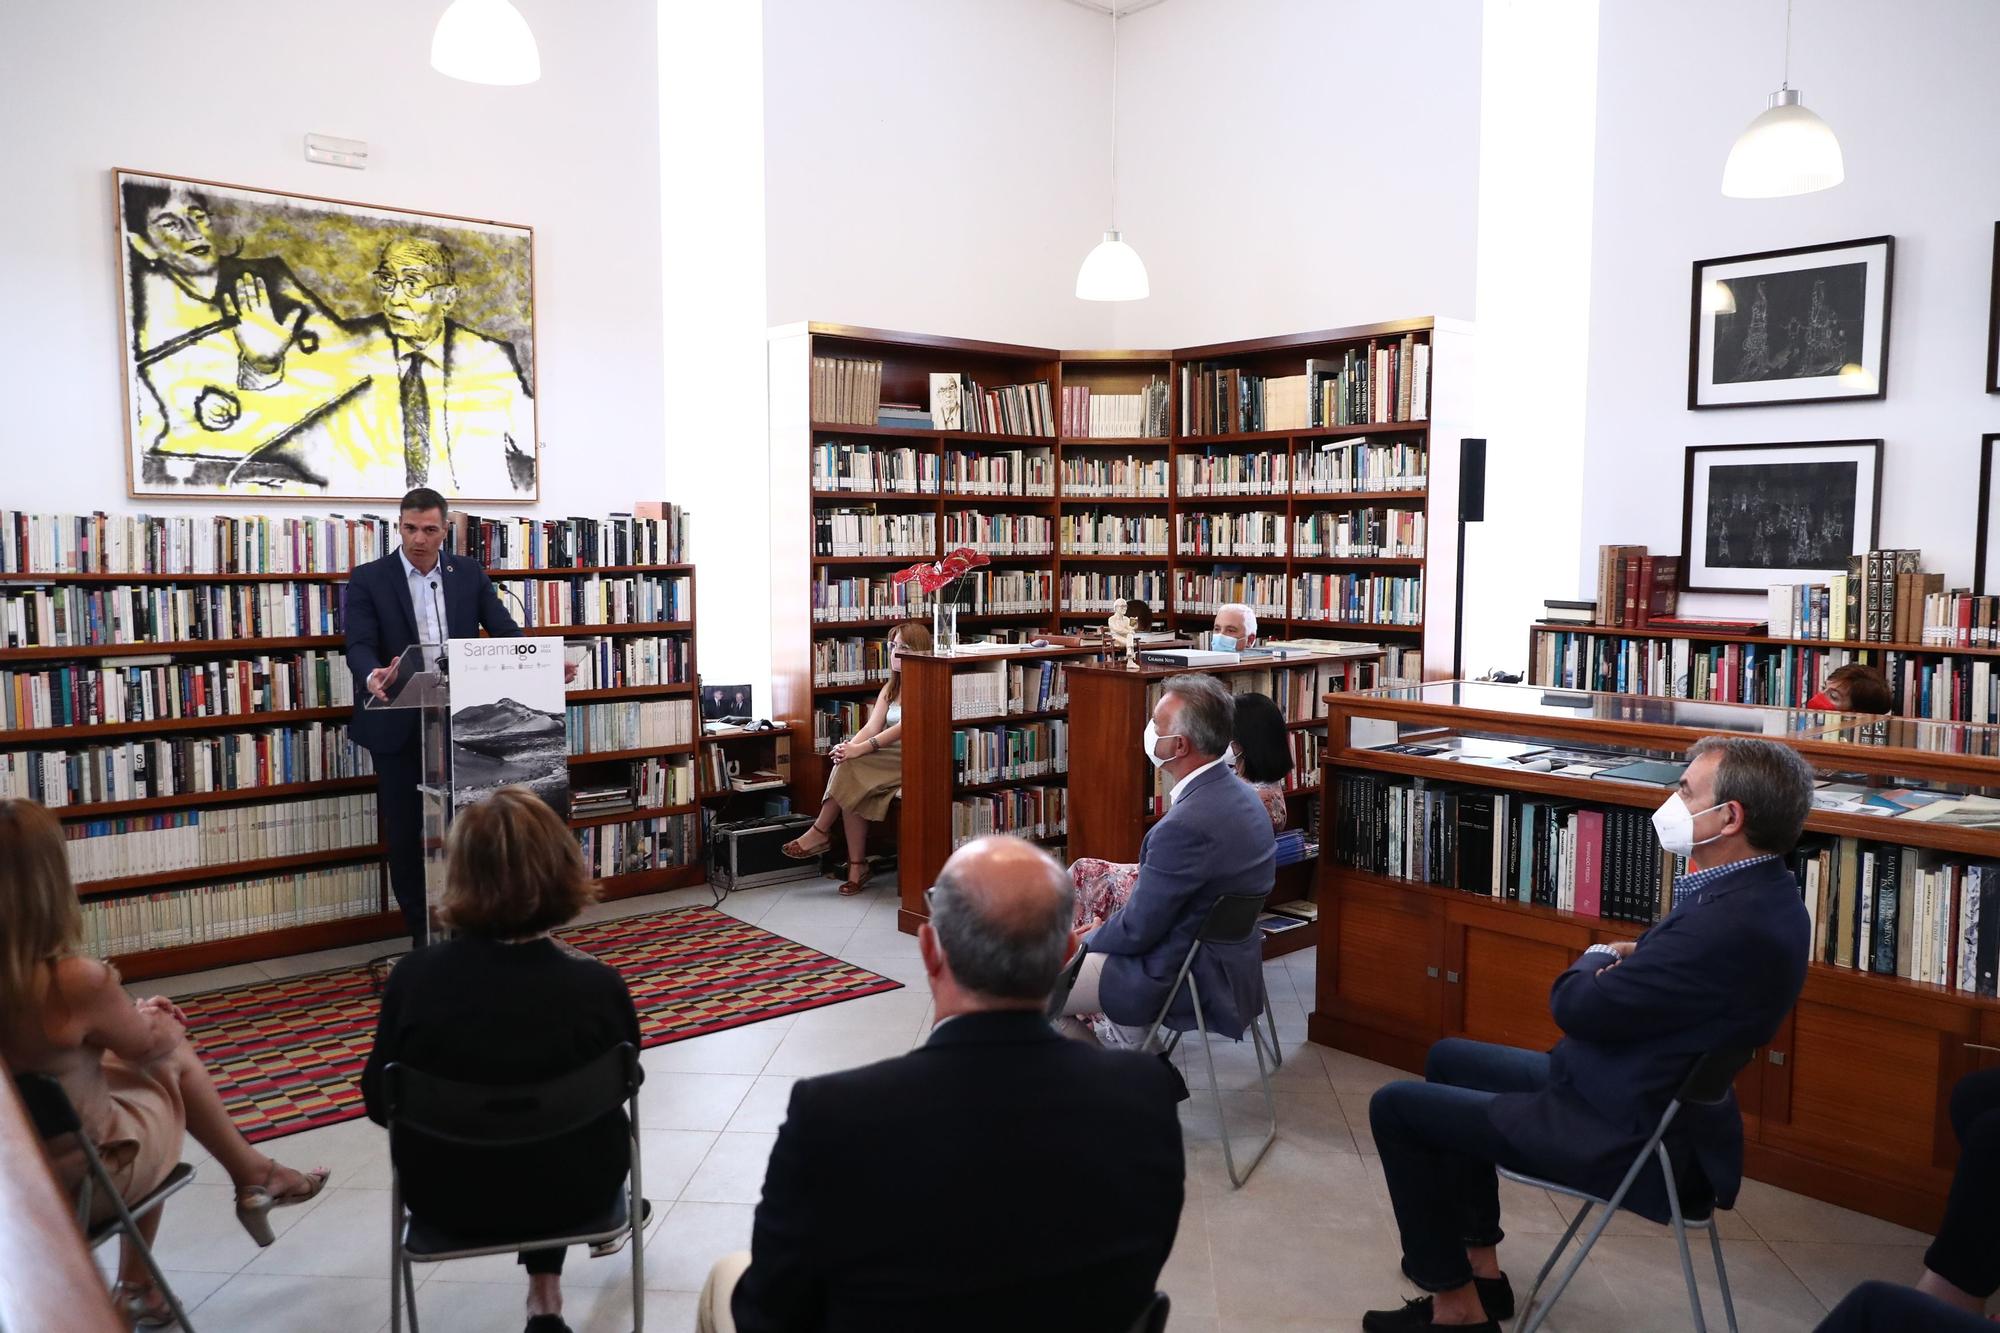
[1580,0,2000,620]
[0,0,667,522]
[1107,0,1485,349]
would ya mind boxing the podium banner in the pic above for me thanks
[447,637,572,821]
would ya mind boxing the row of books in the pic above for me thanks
[813,356,883,426]
[1059,513,1170,556]
[449,508,691,570]
[1283,730,1322,792]
[1293,508,1425,559]
[1062,379,1170,438]
[811,636,894,688]
[62,793,376,883]
[1059,456,1171,497]
[565,635,691,691]
[489,574,691,627]
[811,575,928,622]
[564,699,695,754]
[1591,546,1682,629]
[80,865,381,958]
[1179,337,1431,435]
[1919,592,2000,649]
[1,581,345,650]
[1173,573,1286,620]
[948,658,1084,718]
[3,651,356,730]
[1174,453,1288,497]
[812,443,940,494]
[572,754,696,817]
[940,512,1051,555]
[813,698,870,751]
[952,720,1069,785]
[951,785,1066,848]
[942,449,1055,496]
[1294,573,1423,626]
[1787,836,1985,986]
[1177,511,1286,558]
[812,510,937,558]
[1058,572,1169,614]
[576,812,698,879]
[3,511,392,575]
[1223,658,1409,721]
[1296,440,1428,493]
[0,723,371,809]
[932,374,1056,438]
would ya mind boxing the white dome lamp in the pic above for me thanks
[1722,0,1843,198]
[1077,1,1148,301]
[432,0,542,87]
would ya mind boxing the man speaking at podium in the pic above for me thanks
[346,486,522,946]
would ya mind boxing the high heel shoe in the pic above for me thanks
[233,1161,330,1247]
[114,1279,178,1328]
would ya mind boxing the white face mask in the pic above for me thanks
[1223,746,1241,771]
[1651,792,1727,858]
[1142,719,1179,770]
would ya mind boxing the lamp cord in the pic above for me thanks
[1109,1,1120,228]
[1783,0,1792,89]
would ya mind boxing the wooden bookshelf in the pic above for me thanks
[3,518,703,976]
[1312,682,2000,1233]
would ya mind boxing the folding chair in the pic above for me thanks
[1126,1289,1171,1332]
[13,1072,200,1332]
[382,1043,647,1333]
[1497,1046,1756,1333]
[1136,891,1277,1188]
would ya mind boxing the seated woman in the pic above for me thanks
[361,787,641,1333]
[782,618,932,894]
[1808,662,1895,714]
[1069,690,1293,929]
[1909,1066,2000,1316]
[0,798,328,1327]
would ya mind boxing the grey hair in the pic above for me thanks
[1217,601,1258,636]
[1686,736,1815,854]
[1161,673,1235,758]
[929,840,1074,1001]
[380,236,457,286]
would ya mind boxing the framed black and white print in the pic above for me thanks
[1680,440,1882,594]
[1688,237,1893,409]
[1976,436,2000,593]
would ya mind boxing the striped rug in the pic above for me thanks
[177,905,901,1142]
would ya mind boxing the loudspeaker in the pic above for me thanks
[1457,438,1488,523]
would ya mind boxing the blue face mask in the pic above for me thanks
[1210,633,1238,652]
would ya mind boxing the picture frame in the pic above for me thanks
[1976,435,2000,594]
[114,167,539,502]
[1687,236,1893,410]
[1987,224,2000,394]
[1679,440,1883,594]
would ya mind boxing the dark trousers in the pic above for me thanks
[1814,1280,1991,1332]
[1369,1038,1550,1292]
[520,1247,565,1275]
[373,743,427,946]
[1925,1066,2000,1299]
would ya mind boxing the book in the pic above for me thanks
[1592,758,1688,786]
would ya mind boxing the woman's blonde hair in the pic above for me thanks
[436,787,596,938]
[0,800,82,1017]
[884,619,932,704]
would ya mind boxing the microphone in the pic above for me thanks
[429,579,448,673]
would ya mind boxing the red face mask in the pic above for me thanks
[1806,691,1836,710]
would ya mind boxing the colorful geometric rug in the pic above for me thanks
[177,905,902,1143]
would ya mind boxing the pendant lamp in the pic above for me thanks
[1722,0,1842,198]
[1077,2,1148,301]
[432,0,542,87]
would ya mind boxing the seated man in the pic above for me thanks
[1363,736,1816,1331]
[700,835,1185,1333]
[1210,600,1259,650]
[1056,673,1274,1046]
[1814,1280,1994,1332]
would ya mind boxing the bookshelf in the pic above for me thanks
[767,319,1470,814]
[1312,681,2000,1232]
[3,509,703,978]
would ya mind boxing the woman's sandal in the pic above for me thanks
[838,860,873,896]
[780,829,831,860]
[114,1280,178,1329]
[234,1160,331,1247]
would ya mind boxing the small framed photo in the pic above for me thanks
[1976,436,2000,593]
[1987,225,2000,394]
[1680,440,1883,594]
[1688,236,1894,409]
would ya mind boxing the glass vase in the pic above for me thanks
[933,601,960,654]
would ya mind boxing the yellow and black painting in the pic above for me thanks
[115,169,537,502]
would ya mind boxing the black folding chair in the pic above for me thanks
[1136,891,1277,1188]
[1497,1046,1755,1333]
[1125,1289,1171,1332]
[14,1072,199,1331]
[382,1043,647,1332]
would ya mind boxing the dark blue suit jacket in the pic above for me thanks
[1488,854,1810,1222]
[1088,762,1276,1038]
[343,549,518,755]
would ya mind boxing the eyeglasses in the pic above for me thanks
[372,271,439,298]
[923,886,938,911]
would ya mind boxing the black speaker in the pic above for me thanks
[1458,438,1488,523]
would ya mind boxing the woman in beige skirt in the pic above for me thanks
[784,619,931,893]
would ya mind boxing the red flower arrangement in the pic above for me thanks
[891,546,991,602]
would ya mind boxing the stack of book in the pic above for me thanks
[812,356,883,425]
[1062,378,1170,438]
[876,402,933,430]
[572,782,637,818]
[1589,546,1680,629]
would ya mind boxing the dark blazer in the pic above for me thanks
[1489,855,1810,1222]
[1087,762,1276,1038]
[359,936,641,1238]
[731,1009,1185,1333]
[343,548,518,753]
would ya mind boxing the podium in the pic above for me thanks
[363,642,454,946]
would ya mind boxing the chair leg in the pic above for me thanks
[1707,1218,1739,1333]
[403,1253,421,1333]
[1660,1145,1708,1333]
[390,1180,404,1333]
[1194,977,1273,1189]
[629,1102,646,1332]
[111,1199,196,1333]
[1516,1201,1589,1331]
[1261,994,1283,1069]
[1519,1196,1620,1333]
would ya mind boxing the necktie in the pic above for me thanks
[401,353,431,487]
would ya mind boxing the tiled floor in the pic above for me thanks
[113,876,1948,1332]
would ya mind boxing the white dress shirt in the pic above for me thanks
[1168,755,1229,806]
[400,549,446,670]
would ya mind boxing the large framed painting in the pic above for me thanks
[1687,236,1893,410]
[1977,436,2000,594]
[114,168,538,502]
[1680,440,1882,594]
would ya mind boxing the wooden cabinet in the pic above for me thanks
[1321,874,1444,1059]
[1443,906,1579,1053]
